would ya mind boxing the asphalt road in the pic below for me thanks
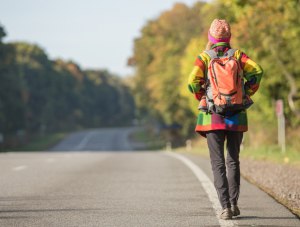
[0,127,299,227]
[50,128,135,151]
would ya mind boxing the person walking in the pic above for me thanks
[188,19,263,220]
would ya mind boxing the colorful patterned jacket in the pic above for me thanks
[188,43,263,137]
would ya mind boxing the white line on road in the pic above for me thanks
[165,152,237,227]
[13,165,27,171]
[75,132,94,150]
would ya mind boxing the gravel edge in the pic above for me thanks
[240,158,300,218]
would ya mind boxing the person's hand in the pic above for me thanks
[244,82,259,96]
[194,88,205,101]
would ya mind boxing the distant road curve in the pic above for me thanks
[50,127,137,151]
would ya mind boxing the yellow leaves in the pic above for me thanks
[66,63,84,82]
[159,3,189,30]
[178,37,206,116]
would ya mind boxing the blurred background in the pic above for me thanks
[0,0,300,159]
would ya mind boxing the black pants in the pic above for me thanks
[206,130,243,209]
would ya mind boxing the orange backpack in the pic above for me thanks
[199,49,252,116]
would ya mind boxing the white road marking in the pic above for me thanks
[75,132,94,150]
[13,165,27,171]
[165,152,237,227]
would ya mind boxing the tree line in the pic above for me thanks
[0,25,135,147]
[129,0,300,148]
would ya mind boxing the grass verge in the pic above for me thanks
[129,128,165,150]
[240,146,300,168]
[175,138,300,168]
[11,132,67,152]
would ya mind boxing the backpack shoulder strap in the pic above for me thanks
[225,49,237,58]
[204,50,218,60]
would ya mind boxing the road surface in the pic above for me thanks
[50,128,135,151]
[0,127,299,226]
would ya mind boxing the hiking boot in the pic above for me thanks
[219,208,233,220]
[231,205,240,216]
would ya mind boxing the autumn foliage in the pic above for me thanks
[130,0,300,147]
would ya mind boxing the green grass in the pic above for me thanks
[129,129,165,150]
[240,146,300,167]
[130,129,150,143]
[11,132,67,152]
[174,140,300,168]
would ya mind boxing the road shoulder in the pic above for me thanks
[176,141,300,218]
[240,158,300,217]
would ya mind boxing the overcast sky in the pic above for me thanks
[0,0,200,77]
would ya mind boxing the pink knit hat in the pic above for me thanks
[208,19,231,44]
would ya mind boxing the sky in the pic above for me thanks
[0,0,200,77]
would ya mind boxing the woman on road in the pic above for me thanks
[188,19,263,220]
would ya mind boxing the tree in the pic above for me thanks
[131,2,209,135]
[0,27,25,135]
[0,25,135,147]
[217,0,300,126]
